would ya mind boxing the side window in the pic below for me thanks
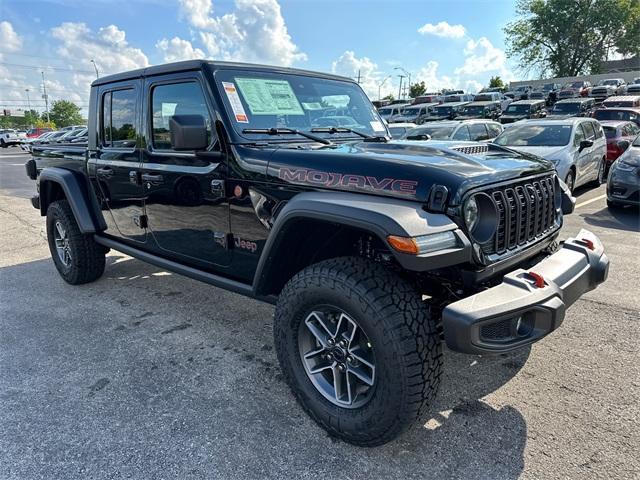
[452,125,471,141]
[102,89,137,148]
[468,123,488,141]
[582,121,595,140]
[629,123,640,136]
[593,122,604,139]
[486,123,502,138]
[151,81,214,151]
[573,124,586,146]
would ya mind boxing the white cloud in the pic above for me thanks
[414,61,457,92]
[331,50,395,100]
[418,21,466,39]
[178,0,306,66]
[0,21,22,52]
[156,37,205,62]
[51,22,149,75]
[455,37,513,80]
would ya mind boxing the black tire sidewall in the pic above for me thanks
[46,203,74,278]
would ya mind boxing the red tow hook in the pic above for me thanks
[527,271,546,288]
[578,238,595,250]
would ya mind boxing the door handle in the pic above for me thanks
[96,167,114,178]
[141,173,164,184]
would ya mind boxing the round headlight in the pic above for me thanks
[463,193,498,244]
[464,196,479,231]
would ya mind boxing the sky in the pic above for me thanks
[0,0,520,116]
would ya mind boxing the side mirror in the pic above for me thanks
[579,139,593,151]
[169,115,208,151]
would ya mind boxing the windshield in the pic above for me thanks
[400,107,421,115]
[215,69,386,140]
[505,104,530,114]
[542,83,555,91]
[461,106,486,115]
[494,124,572,147]
[552,103,580,114]
[473,94,493,101]
[404,125,455,140]
[594,110,635,122]
[569,82,584,88]
[601,80,619,86]
[434,106,453,115]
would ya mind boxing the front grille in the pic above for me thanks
[451,144,489,155]
[480,175,558,256]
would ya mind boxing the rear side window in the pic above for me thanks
[151,81,214,151]
[592,122,604,138]
[581,121,595,139]
[486,123,502,138]
[102,89,137,148]
[468,123,488,141]
[602,126,617,139]
[452,125,471,141]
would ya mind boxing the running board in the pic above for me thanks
[94,235,277,305]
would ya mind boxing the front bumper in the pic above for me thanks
[443,229,609,354]
[607,169,640,206]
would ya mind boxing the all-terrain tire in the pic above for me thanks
[273,256,442,446]
[46,200,106,284]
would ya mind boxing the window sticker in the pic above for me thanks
[235,78,304,116]
[222,82,249,123]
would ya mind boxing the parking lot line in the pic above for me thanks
[575,194,606,209]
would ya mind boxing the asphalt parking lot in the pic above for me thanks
[0,146,638,480]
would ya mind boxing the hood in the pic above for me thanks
[546,113,574,120]
[251,140,553,207]
[501,115,527,123]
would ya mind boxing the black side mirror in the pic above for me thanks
[579,139,593,151]
[169,115,208,151]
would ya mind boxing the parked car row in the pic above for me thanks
[20,126,87,152]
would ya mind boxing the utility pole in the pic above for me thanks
[25,88,32,127]
[377,75,392,101]
[41,71,50,123]
[90,59,99,79]
[394,67,411,99]
[397,75,405,100]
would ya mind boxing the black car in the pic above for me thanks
[455,101,501,120]
[500,99,547,124]
[25,60,609,447]
[547,97,596,119]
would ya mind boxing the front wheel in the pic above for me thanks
[565,170,575,193]
[46,200,106,284]
[273,257,442,446]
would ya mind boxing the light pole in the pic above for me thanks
[377,75,392,101]
[25,88,32,127]
[41,71,50,123]
[397,75,405,100]
[394,67,411,99]
[90,59,99,79]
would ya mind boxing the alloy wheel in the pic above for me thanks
[53,221,72,267]
[298,308,376,408]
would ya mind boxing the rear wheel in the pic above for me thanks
[273,257,442,446]
[46,200,106,284]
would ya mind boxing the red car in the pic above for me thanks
[26,127,53,138]
[558,80,592,99]
[600,120,640,166]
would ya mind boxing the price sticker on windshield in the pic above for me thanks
[222,82,249,123]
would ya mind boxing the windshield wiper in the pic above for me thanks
[242,127,332,145]
[310,126,388,142]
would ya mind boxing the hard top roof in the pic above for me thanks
[92,60,352,87]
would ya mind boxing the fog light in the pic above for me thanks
[516,316,534,337]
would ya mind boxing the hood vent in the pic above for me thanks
[451,144,489,155]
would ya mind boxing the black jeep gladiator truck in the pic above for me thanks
[26,60,609,446]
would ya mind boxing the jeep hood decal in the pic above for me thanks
[239,140,552,205]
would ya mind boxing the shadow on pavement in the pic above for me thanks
[581,206,640,232]
[1,255,528,480]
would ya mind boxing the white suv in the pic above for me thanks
[0,129,23,147]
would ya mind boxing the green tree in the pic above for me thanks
[48,100,83,128]
[382,94,395,101]
[489,76,505,89]
[24,109,39,127]
[409,81,427,98]
[505,0,640,77]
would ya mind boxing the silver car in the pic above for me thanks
[494,118,607,191]
[401,119,503,142]
[607,134,640,209]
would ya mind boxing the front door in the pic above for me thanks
[141,74,231,269]
[90,81,146,244]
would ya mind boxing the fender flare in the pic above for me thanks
[38,167,107,233]
[252,191,471,294]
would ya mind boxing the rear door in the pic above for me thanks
[140,72,232,269]
[90,81,146,243]
[574,122,593,186]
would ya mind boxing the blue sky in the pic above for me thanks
[0,0,520,114]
